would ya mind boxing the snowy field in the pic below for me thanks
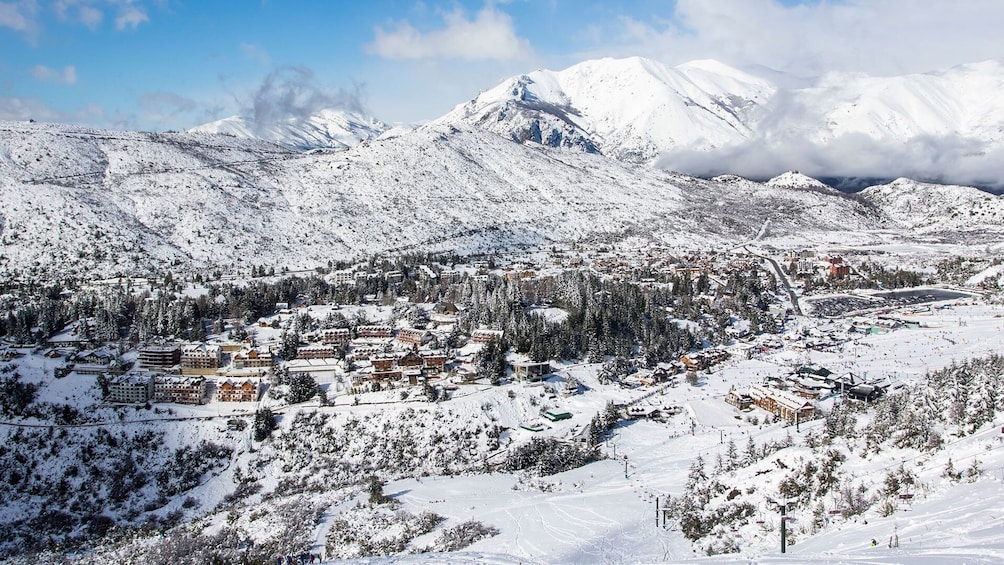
[286,300,1004,563]
[5,298,1004,563]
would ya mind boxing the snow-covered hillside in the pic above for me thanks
[859,178,1004,236]
[0,119,911,280]
[787,61,1004,146]
[190,108,387,151]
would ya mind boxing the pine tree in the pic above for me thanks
[943,458,962,482]
[745,434,758,465]
[252,407,276,441]
[287,373,319,404]
[725,438,738,471]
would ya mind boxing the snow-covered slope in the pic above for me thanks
[0,120,898,279]
[859,178,1004,235]
[786,61,1004,146]
[434,57,774,163]
[190,108,387,151]
[766,171,835,191]
[3,120,1002,280]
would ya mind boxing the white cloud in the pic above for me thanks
[0,1,31,30]
[592,0,1004,77]
[114,3,147,30]
[367,5,532,61]
[77,4,102,28]
[31,64,77,85]
[54,0,102,28]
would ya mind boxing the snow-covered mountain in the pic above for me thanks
[0,119,887,279]
[190,108,388,151]
[784,60,1004,146]
[2,119,1003,280]
[434,57,774,163]
[435,57,1004,188]
[859,177,1004,235]
[766,171,837,191]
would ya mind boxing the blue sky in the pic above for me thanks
[3,0,1004,130]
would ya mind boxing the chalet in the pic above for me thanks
[385,270,405,283]
[793,375,832,398]
[748,384,814,422]
[73,349,120,376]
[774,392,816,422]
[439,271,462,284]
[471,329,504,344]
[370,353,402,381]
[504,270,536,281]
[296,345,338,360]
[357,325,393,338]
[371,367,403,381]
[107,374,153,404]
[748,384,778,413]
[348,345,381,361]
[232,349,274,370]
[830,264,851,278]
[397,349,424,369]
[421,352,448,373]
[217,379,260,402]
[153,375,206,405]
[512,361,551,382]
[79,349,113,365]
[139,344,181,370]
[650,364,684,384]
[181,343,222,374]
[433,301,460,315]
[680,349,729,372]
[396,328,428,347]
[725,389,753,410]
[319,328,351,345]
[680,355,703,371]
[371,354,396,372]
[328,270,356,286]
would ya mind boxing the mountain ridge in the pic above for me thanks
[189,108,388,151]
[183,56,1004,190]
[1,120,1000,280]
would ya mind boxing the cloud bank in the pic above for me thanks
[658,134,1004,191]
[596,0,1004,78]
[368,5,532,61]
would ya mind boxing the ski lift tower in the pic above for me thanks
[768,497,796,554]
